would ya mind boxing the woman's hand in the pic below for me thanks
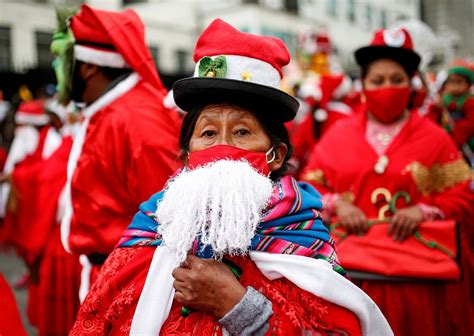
[334,199,369,235]
[388,206,424,241]
[172,255,246,318]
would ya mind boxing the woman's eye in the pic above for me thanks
[392,77,405,85]
[370,78,384,86]
[235,129,250,136]
[201,130,216,138]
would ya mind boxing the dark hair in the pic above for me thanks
[179,103,293,180]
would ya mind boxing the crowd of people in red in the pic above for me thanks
[0,4,472,336]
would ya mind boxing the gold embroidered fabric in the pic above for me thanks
[302,169,327,186]
[407,159,472,195]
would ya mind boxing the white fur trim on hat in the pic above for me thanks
[74,45,129,68]
[15,111,50,126]
[193,55,280,89]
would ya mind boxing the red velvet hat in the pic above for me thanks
[355,28,421,76]
[70,4,164,92]
[173,19,298,122]
[15,100,49,126]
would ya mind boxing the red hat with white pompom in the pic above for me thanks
[15,100,50,126]
[70,4,164,92]
[173,19,299,122]
[355,28,421,76]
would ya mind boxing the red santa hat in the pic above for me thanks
[355,28,421,76]
[173,19,298,122]
[70,4,164,92]
[15,100,50,126]
[320,74,351,106]
[297,74,351,109]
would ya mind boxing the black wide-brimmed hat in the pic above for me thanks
[173,19,299,122]
[354,28,421,76]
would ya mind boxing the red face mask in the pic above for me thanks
[364,86,411,123]
[187,144,275,176]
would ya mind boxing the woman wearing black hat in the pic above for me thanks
[70,19,393,336]
[302,28,474,335]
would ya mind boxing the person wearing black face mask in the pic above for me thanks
[50,4,181,300]
[301,28,474,335]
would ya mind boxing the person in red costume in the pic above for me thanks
[0,99,64,327]
[50,5,181,295]
[9,99,82,336]
[71,19,391,336]
[426,62,474,154]
[301,28,474,335]
[291,74,354,175]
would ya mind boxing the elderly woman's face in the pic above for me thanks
[190,104,272,153]
[363,59,410,90]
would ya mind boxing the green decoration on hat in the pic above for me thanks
[198,55,227,78]
[50,8,78,105]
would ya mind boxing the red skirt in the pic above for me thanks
[37,226,82,335]
[354,237,474,336]
[0,273,27,336]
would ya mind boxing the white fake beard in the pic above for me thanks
[156,160,274,263]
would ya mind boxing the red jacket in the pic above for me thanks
[63,74,181,255]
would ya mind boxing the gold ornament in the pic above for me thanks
[241,70,251,81]
[302,169,327,186]
[407,159,471,195]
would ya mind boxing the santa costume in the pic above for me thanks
[58,4,181,294]
[301,28,474,335]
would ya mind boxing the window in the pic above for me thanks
[326,0,337,17]
[175,49,189,74]
[36,31,54,69]
[123,0,147,5]
[380,9,387,28]
[0,27,11,71]
[347,0,355,22]
[148,46,159,69]
[364,4,372,28]
[284,0,298,13]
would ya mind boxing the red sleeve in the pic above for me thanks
[451,98,474,146]
[419,136,473,222]
[10,160,45,263]
[426,103,443,123]
[127,142,180,205]
[10,139,72,264]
